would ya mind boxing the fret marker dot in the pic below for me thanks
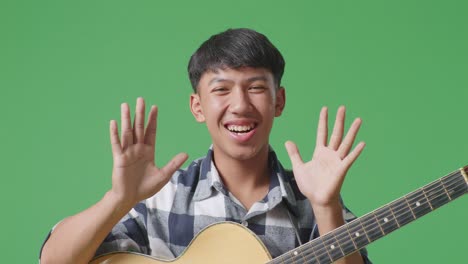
[294,251,298,256]
[416,201,421,207]
[330,245,335,250]
[383,217,388,223]
[355,232,360,237]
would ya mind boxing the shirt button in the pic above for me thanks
[241,221,248,227]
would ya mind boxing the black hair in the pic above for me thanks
[187,28,285,92]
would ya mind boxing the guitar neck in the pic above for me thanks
[271,166,468,264]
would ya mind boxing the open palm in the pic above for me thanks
[109,98,188,208]
[285,106,365,206]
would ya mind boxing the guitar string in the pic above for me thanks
[268,171,466,264]
[296,172,467,264]
[268,171,463,264]
[290,172,467,264]
[270,172,466,264]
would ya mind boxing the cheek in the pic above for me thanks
[254,96,276,115]
[201,98,225,125]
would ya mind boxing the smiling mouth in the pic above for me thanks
[225,123,257,134]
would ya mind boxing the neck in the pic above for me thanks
[212,144,271,209]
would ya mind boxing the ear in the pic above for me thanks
[275,87,286,117]
[190,93,206,123]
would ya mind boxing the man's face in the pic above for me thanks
[190,67,285,161]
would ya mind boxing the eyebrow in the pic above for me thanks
[208,78,230,86]
[208,76,269,86]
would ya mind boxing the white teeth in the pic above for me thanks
[227,124,255,132]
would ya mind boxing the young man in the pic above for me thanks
[40,28,371,264]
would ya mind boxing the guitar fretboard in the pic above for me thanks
[270,167,468,264]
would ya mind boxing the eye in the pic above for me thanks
[248,86,266,93]
[212,87,229,93]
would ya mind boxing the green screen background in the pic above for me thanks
[1,0,467,263]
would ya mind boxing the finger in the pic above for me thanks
[337,118,362,158]
[121,103,133,150]
[316,107,328,147]
[343,141,366,170]
[144,105,158,148]
[285,141,304,168]
[109,120,122,156]
[159,153,189,179]
[329,106,345,150]
[133,97,145,144]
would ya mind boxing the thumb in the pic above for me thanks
[159,153,189,180]
[285,141,304,168]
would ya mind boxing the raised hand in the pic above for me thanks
[109,97,188,208]
[285,106,365,207]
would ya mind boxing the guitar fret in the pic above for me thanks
[302,237,328,264]
[390,198,413,226]
[431,191,450,208]
[334,227,356,256]
[321,237,334,262]
[308,244,320,264]
[371,212,385,235]
[403,195,416,219]
[375,206,398,234]
[360,213,384,242]
[442,172,468,200]
[296,249,306,264]
[347,220,369,249]
[322,233,344,261]
[299,248,307,264]
[387,203,401,228]
[295,239,320,264]
[332,233,345,256]
[288,249,298,264]
[439,178,452,201]
[421,187,434,210]
[314,237,332,264]
[344,222,358,250]
[358,218,371,242]
[407,188,432,219]
[313,250,320,263]
[425,180,450,209]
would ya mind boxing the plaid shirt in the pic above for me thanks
[41,147,371,263]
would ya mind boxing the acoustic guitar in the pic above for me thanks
[90,166,468,264]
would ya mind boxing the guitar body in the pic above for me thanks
[90,222,272,264]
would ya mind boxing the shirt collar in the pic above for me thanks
[268,148,298,207]
[192,148,217,201]
[193,146,298,208]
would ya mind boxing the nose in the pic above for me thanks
[229,88,252,115]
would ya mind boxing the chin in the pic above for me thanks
[216,142,268,161]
